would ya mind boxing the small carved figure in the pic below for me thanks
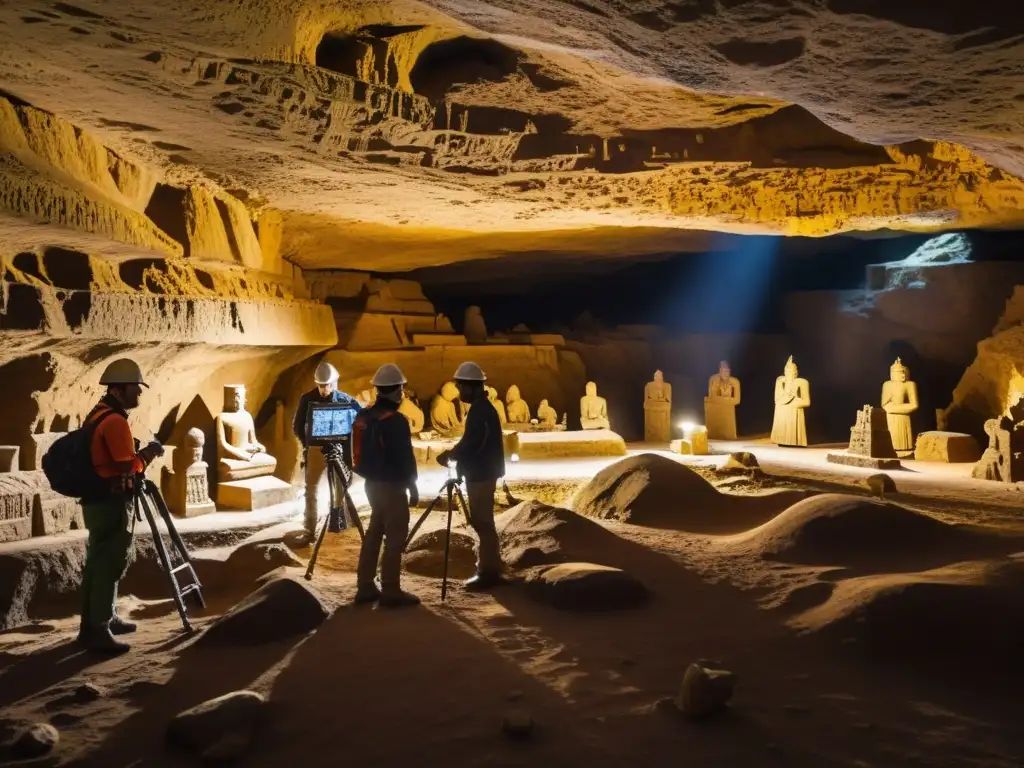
[580,381,610,430]
[217,384,276,481]
[537,399,558,427]
[644,370,672,442]
[506,385,531,424]
[770,357,810,447]
[881,358,919,456]
[705,360,741,440]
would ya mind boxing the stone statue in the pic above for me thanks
[430,381,463,437]
[705,360,741,440]
[770,357,810,447]
[537,399,558,427]
[399,391,425,434]
[217,384,277,481]
[580,381,610,430]
[644,370,672,442]
[881,358,919,456]
[464,306,487,343]
[486,386,507,424]
[506,385,531,424]
[163,427,215,517]
[973,394,1024,483]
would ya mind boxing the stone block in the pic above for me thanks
[671,429,709,456]
[33,492,84,536]
[217,476,294,511]
[0,476,33,543]
[515,429,627,460]
[411,333,467,347]
[0,446,19,472]
[826,452,902,470]
[915,431,982,463]
[25,433,66,471]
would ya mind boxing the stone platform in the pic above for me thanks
[826,451,902,470]
[217,476,294,511]
[915,431,982,463]
[515,429,627,460]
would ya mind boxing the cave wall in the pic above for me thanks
[782,262,1024,442]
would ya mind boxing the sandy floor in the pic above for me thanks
[3,444,1024,766]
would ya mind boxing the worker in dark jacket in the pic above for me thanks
[353,363,420,607]
[292,360,362,542]
[437,361,506,591]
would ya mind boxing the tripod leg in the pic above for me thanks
[304,499,333,581]
[139,493,192,632]
[148,483,205,609]
[403,495,441,550]
[441,482,455,602]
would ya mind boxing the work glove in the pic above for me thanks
[407,483,419,507]
[138,440,164,465]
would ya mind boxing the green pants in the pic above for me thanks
[80,496,133,630]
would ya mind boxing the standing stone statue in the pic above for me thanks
[430,381,463,437]
[486,386,507,424]
[464,306,487,344]
[644,370,672,442]
[580,381,610,430]
[164,428,216,517]
[537,399,558,427]
[881,358,919,457]
[505,385,531,424]
[217,384,277,481]
[705,360,741,440]
[771,357,810,447]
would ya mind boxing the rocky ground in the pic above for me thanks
[3,453,1024,767]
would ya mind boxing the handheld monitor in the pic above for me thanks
[306,401,358,446]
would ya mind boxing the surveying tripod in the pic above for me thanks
[404,463,471,601]
[305,443,364,581]
[130,475,205,632]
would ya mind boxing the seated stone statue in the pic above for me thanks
[399,391,425,434]
[644,370,672,442]
[430,381,463,437]
[487,386,507,424]
[580,381,610,430]
[881,358,918,456]
[505,385,531,424]
[770,357,810,447]
[217,384,276,481]
[705,360,741,440]
[537,399,558,427]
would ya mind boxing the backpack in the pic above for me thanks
[42,406,119,500]
[352,409,395,479]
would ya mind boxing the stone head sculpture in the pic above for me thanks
[585,381,597,397]
[890,358,908,383]
[540,398,549,407]
[186,427,205,464]
[506,385,521,403]
[654,370,663,383]
[486,386,497,401]
[719,360,731,378]
[784,356,798,380]
[441,381,459,402]
[224,384,245,412]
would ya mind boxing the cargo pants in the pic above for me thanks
[80,496,134,630]
[356,480,410,594]
[465,479,502,576]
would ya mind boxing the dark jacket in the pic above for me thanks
[352,398,418,485]
[292,387,362,448]
[450,396,505,482]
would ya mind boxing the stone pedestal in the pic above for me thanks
[164,428,217,517]
[671,429,709,456]
[915,431,982,463]
[826,452,902,470]
[704,400,737,441]
[827,405,901,470]
[515,429,627,460]
[0,446,19,473]
[217,476,294,511]
[644,401,671,443]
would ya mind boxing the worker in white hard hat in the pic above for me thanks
[292,359,363,541]
[79,358,164,653]
[436,361,507,591]
[351,363,420,607]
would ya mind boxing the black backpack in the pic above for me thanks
[42,407,119,500]
[351,409,396,480]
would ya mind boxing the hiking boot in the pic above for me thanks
[354,583,382,605]
[109,615,137,635]
[78,626,130,655]
[463,572,508,591]
[379,589,420,608]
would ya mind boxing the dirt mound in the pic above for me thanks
[523,563,649,612]
[496,500,624,568]
[718,452,761,474]
[725,494,1020,570]
[196,576,328,647]
[791,558,1024,666]
[572,453,806,533]
[404,529,477,579]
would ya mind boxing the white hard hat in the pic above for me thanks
[371,363,407,387]
[99,358,148,387]
[314,360,339,385]
[453,361,486,381]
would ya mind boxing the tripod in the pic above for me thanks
[305,445,364,581]
[131,476,205,632]
[404,469,471,601]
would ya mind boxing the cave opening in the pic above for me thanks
[409,36,521,101]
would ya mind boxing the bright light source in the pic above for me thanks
[510,453,520,463]
[680,421,695,433]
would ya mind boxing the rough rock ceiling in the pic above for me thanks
[0,0,1022,271]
